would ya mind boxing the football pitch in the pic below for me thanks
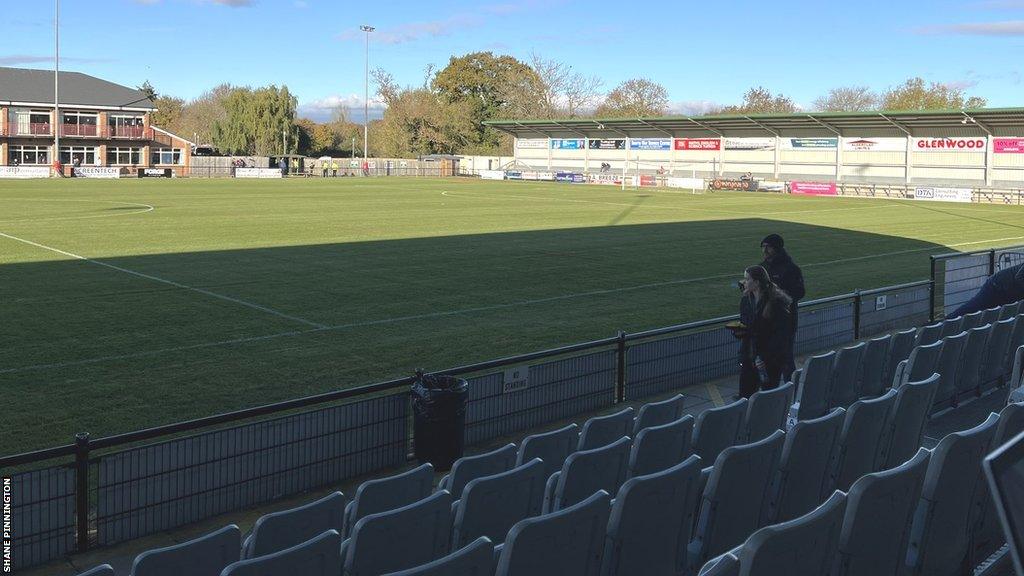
[3,177,1024,455]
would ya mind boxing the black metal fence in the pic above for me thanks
[0,264,978,570]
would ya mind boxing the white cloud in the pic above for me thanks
[298,94,386,123]
[668,100,726,116]
[915,20,1024,35]
[338,15,480,45]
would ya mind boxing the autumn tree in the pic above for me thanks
[720,86,796,114]
[813,86,878,112]
[881,77,987,110]
[528,54,602,118]
[595,78,669,118]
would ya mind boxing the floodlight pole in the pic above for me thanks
[54,0,60,173]
[360,25,374,172]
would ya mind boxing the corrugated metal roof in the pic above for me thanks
[0,67,155,110]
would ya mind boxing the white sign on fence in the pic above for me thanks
[515,138,548,149]
[235,168,283,179]
[73,167,121,178]
[875,295,888,311]
[0,166,51,178]
[913,187,973,203]
[665,177,705,189]
[480,170,505,180]
[502,365,530,393]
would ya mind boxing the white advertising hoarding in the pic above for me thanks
[235,168,283,178]
[665,177,705,189]
[842,137,906,152]
[0,166,51,178]
[73,167,121,178]
[912,137,986,152]
[479,170,505,180]
[913,187,973,203]
[515,138,548,149]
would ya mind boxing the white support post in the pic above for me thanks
[905,135,913,184]
[774,136,781,179]
[547,137,552,172]
[836,138,843,182]
[985,134,993,186]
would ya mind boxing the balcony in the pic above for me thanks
[1,123,156,141]
[109,125,147,139]
[60,123,99,137]
[5,123,54,137]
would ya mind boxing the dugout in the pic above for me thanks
[418,154,461,177]
[268,154,306,175]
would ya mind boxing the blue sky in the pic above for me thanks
[2,0,1022,122]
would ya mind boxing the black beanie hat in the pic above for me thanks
[761,234,784,250]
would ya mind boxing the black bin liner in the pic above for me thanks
[412,373,468,471]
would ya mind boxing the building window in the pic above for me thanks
[151,148,184,165]
[8,145,50,165]
[109,114,144,138]
[60,146,98,166]
[62,111,99,136]
[107,147,142,165]
[9,109,52,135]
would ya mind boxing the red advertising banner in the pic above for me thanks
[994,138,1024,154]
[639,175,656,187]
[674,138,721,151]
[790,181,837,196]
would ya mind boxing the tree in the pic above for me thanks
[813,86,878,112]
[152,95,185,134]
[720,86,796,114]
[178,84,233,145]
[137,80,157,101]
[529,54,603,118]
[881,77,988,110]
[595,78,669,118]
[211,85,299,155]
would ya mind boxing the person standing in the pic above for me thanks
[331,160,339,177]
[741,265,795,393]
[322,160,329,178]
[759,234,805,380]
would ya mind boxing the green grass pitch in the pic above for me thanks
[3,177,1024,455]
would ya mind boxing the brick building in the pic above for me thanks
[0,67,193,175]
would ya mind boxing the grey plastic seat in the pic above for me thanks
[980,318,1016,391]
[994,401,1024,449]
[939,317,964,340]
[969,402,1024,566]
[578,407,634,451]
[132,524,240,576]
[452,458,547,549]
[792,351,837,421]
[495,490,612,576]
[382,537,495,576]
[627,414,693,478]
[343,464,433,537]
[999,302,1021,320]
[835,449,930,576]
[633,394,686,435]
[439,443,517,499]
[1004,315,1024,379]
[770,408,845,524]
[893,341,943,390]
[688,430,785,571]
[960,310,984,331]
[858,334,891,399]
[545,436,631,513]
[880,373,940,470]
[78,567,115,576]
[743,382,794,443]
[830,342,866,409]
[601,455,703,576]
[739,490,847,576]
[906,413,999,576]
[1013,345,1024,391]
[341,491,453,576]
[692,398,746,464]
[981,307,1002,327]
[516,423,578,482]
[243,491,344,559]
[956,324,992,403]
[223,530,341,576]
[916,322,943,347]
[832,389,897,492]
[885,329,918,389]
[697,554,740,576]
[933,332,967,410]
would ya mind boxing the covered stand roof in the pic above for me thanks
[485,107,1024,139]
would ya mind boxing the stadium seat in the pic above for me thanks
[242,492,344,559]
[969,402,1024,566]
[885,329,918,389]
[933,332,967,410]
[998,302,1021,321]
[791,351,837,421]
[830,342,866,409]
[633,394,686,435]
[916,322,943,347]
[452,458,547,549]
[341,491,452,576]
[77,566,114,576]
[893,341,943,390]
[769,408,845,524]
[131,524,240,576]
[857,334,891,399]
[960,310,984,332]
[738,490,847,576]
[697,554,740,576]
[627,415,694,478]
[879,373,940,470]
[742,382,794,443]
[688,430,785,571]
[905,413,999,576]
[343,464,433,537]
[1013,345,1024,391]
[601,455,703,576]
[956,324,992,402]
[516,423,579,482]
[1005,315,1024,379]
[494,491,612,576]
[980,318,1016,391]
[381,537,495,576]
[832,389,897,492]
[544,436,631,513]
[938,317,964,340]
[994,401,1024,449]
[438,443,517,499]
[835,449,930,576]
[578,407,634,451]
[981,306,1002,327]
[692,398,747,464]
[224,530,341,576]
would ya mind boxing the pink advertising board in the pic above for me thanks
[994,138,1024,154]
[790,181,837,196]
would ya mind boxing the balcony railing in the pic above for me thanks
[2,124,154,140]
[60,123,99,137]
[109,125,146,139]
[7,123,54,136]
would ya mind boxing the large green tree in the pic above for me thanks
[881,77,987,110]
[595,78,669,118]
[211,85,299,155]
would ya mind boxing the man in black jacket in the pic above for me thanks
[760,234,805,379]
[952,262,1024,318]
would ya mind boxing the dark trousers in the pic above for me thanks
[784,308,799,381]
[952,281,1006,319]
[739,357,785,398]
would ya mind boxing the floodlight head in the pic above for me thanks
[360,25,375,32]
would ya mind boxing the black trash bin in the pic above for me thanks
[412,373,468,471]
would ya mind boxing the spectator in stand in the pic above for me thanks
[740,265,795,394]
[952,263,1024,318]
[759,234,805,380]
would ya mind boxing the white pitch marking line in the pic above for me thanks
[0,198,156,223]
[0,231,327,329]
[6,234,1024,375]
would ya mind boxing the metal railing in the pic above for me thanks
[930,245,1024,319]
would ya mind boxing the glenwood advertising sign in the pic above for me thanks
[913,138,986,152]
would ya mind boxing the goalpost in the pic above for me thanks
[621,158,706,193]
